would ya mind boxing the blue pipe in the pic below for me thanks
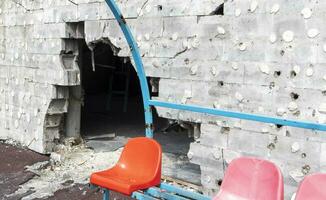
[132,191,158,200]
[103,189,110,200]
[160,183,211,200]
[149,100,326,131]
[146,187,189,200]
[104,0,154,138]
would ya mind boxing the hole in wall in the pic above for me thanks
[80,40,145,142]
[274,71,281,77]
[210,3,224,15]
[217,179,223,186]
[286,130,291,137]
[290,92,299,100]
[280,50,285,56]
[269,82,275,89]
[322,91,326,96]
[73,39,201,184]
[290,70,297,78]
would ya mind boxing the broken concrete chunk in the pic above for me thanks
[235,92,244,102]
[211,66,217,76]
[238,42,247,51]
[235,8,241,17]
[14,53,19,59]
[234,121,242,128]
[213,101,220,109]
[258,106,264,112]
[232,63,239,70]
[261,127,269,133]
[318,103,326,114]
[25,161,50,173]
[212,149,221,160]
[14,120,19,129]
[152,60,160,68]
[26,113,31,123]
[137,35,142,42]
[270,4,280,14]
[204,175,211,183]
[250,0,258,13]
[282,31,294,42]
[181,89,192,104]
[187,151,193,160]
[305,67,314,77]
[276,108,286,116]
[269,33,277,43]
[217,26,226,35]
[293,65,301,74]
[259,64,270,74]
[291,142,300,153]
[307,29,320,38]
[161,41,168,48]
[171,33,179,41]
[288,102,298,112]
[50,152,64,164]
[192,38,200,48]
[144,33,150,41]
[190,65,198,75]
[301,8,312,19]
[182,40,189,49]
[323,75,326,81]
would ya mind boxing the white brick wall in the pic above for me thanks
[1,0,326,198]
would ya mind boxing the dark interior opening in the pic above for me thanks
[210,3,224,15]
[79,39,200,184]
[80,41,145,139]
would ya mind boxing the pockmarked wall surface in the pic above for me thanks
[1,0,326,198]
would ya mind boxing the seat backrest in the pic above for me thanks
[116,137,162,182]
[295,173,326,200]
[215,157,283,200]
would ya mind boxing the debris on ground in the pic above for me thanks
[7,138,122,200]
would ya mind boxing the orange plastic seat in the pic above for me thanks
[214,157,284,200]
[295,173,326,200]
[90,137,162,195]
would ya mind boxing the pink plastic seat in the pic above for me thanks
[214,157,283,200]
[295,173,326,200]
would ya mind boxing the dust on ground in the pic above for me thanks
[7,138,122,200]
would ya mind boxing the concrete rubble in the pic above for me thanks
[0,0,326,199]
[7,139,121,199]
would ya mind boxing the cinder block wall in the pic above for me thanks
[1,0,326,198]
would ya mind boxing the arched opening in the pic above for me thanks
[80,40,145,150]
